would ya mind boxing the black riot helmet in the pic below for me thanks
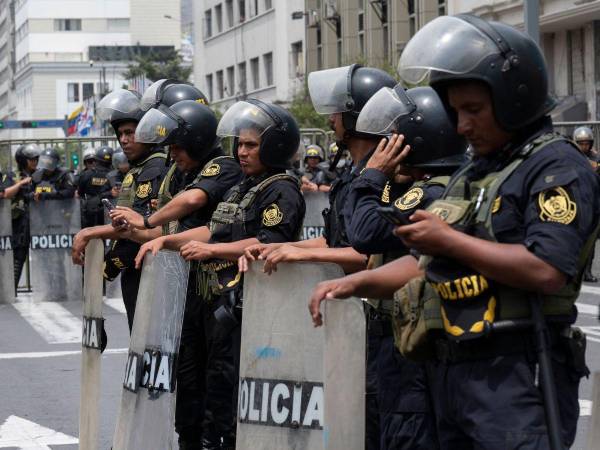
[37,147,61,172]
[398,14,555,132]
[217,99,300,170]
[135,100,218,161]
[94,146,114,166]
[308,64,397,134]
[140,79,209,110]
[97,89,145,135]
[304,144,325,162]
[15,143,41,170]
[357,85,467,170]
[112,149,129,170]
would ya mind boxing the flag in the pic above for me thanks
[67,106,82,136]
[67,98,95,137]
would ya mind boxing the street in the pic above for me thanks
[0,287,599,449]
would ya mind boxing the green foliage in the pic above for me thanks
[124,48,192,82]
[288,84,329,130]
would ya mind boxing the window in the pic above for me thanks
[204,9,212,38]
[249,0,258,17]
[238,0,246,22]
[263,52,273,86]
[107,18,129,32]
[68,83,79,102]
[206,74,214,101]
[250,57,259,89]
[438,0,446,16]
[226,65,235,97]
[215,4,223,33]
[408,0,416,36]
[216,70,224,99]
[16,20,28,43]
[82,83,94,100]
[358,2,364,56]
[290,41,303,77]
[336,21,342,66]
[264,0,272,10]
[238,62,247,94]
[226,0,234,27]
[54,19,82,31]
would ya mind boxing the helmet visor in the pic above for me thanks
[22,143,41,159]
[37,155,58,171]
[398,16,500,85]
[356,86,416,135]
[140,79,172,111]
[135,107,179,144]
[308,66,355,114]
[97,89,141,121]
[216,101,275,138]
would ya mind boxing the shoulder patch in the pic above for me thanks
[381,182,391,204]
[122,173,134,188]
[491,196,501,214]
[538,186,576,225]
[262,203,283,227]
[201,163,221,177]
[394,187,424,211]
[136,182,152,199]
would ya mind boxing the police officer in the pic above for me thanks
[110,92,242,450]
[107,149,130,199]
[29,148,76,201]
[385,15,599,448]
[137,99,305,449]
[242,65,397,450]
[300,144,328,192]
[573,126,598,170]
[78,146,113,228]
[71,88,167,330]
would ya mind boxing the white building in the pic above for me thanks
[449,0,600,121]
[1,0,181,139]
[193,0,305,111]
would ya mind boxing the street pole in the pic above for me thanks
[524,0,540,44]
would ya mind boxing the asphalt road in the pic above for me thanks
[1,285,600,449]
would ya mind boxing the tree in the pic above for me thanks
[288,84,329,130]
[124,48,192,82]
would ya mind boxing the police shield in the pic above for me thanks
[237,261,365,450]
[29,199,82,302]
[302,192,329,240]
[79,239,104,450]
[0,200,14,303]
[112,250,189,450]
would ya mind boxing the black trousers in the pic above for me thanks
[13,245,28,295]
[120,267,142,332]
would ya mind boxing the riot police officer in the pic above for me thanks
[300,144,328,192]
[384,14,599,448]
[110,89,242,450]
[29,148,76,201]
[71,88,167,329]
[78,146,113,228]
[573,126,598,169]
[136,99,305,449]
[107,149,130,199]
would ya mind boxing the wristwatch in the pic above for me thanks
[143,215,155,229]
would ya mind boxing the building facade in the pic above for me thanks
[193,0,305,109]
[449,0,600,121]
[1,0,181,139]
[304,0,447,74]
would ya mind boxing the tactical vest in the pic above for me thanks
[157,163,179,236]
[116,152,166,209]
[202,173,301,296]
[426,133,599,324]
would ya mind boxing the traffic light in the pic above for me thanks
[20,121,38,128]
[0,121,4,129]
[71,152,79,168]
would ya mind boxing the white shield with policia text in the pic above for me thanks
[237,261,365,450]
[301,192,329,240]
[0,200,14,303]
[112,250,189,450]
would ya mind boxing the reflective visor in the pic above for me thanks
[307,66,354,114]
[37,155,57,171]
[216,101,275,138]
[140,79,171,111]
[356,86,416,135]
[97,89,141,121]
[135,108,179,144]
[398,16,500,84]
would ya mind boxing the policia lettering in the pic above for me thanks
[123,349,176,394]
[30,234,75,249]
[0,235,11,250]
[82,317,104,350]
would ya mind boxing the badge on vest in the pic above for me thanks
[91,177,107,186]
[136,182,152,199]
[394,187,424,211]
[201,163,221,177]
[263,203,283,226]
[538,186,576,225]
[122,173,134,188]
[381,182,391,203]
[492,196,502,214]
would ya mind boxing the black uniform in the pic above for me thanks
[202,172,305,447]
[78,165,112,228]
[344,168,441,450]
[28,168,76,200]
[425,123,600,449]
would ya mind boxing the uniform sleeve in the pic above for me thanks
[131,157,168,214]
[518,145,600,278]
[41,172,76,200]
[0,172,13,192]
[187,158,242,208]
[255,181,306,243]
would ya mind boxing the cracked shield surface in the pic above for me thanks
[29,199,82,302]
[237,261,365,450]
[0,200,14,303]
[112,250,189,450]
[301,192,329,241]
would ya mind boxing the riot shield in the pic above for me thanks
[237,261,365,450]
[29,199,82,302]
[301,192,329,240]
[0,199,14,303]
[79,239,104,450]
[112,250,189,450]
